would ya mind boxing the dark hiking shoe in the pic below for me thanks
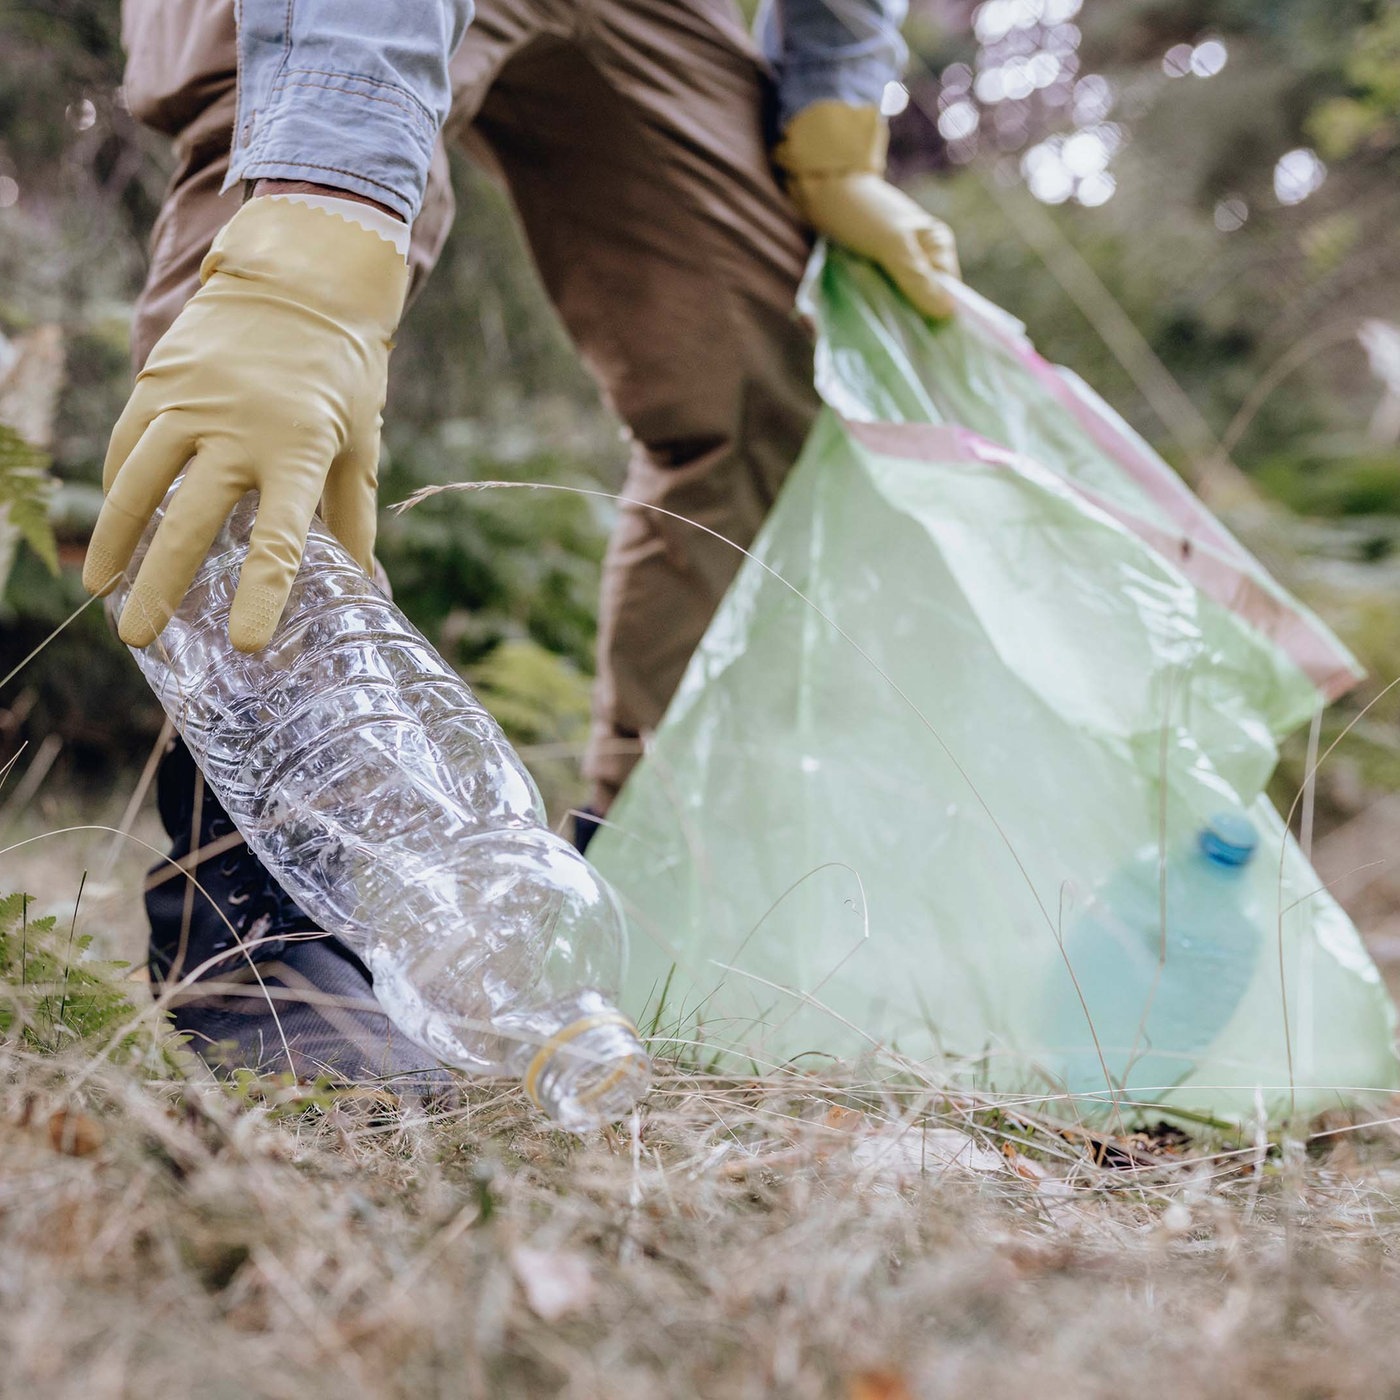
[145,736,314,988]
[573,806,604,856]
[147,735,452,1098]
[164,934,454,1094]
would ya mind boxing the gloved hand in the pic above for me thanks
[83,197,410,652]
[774,101,960,320]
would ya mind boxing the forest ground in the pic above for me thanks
[5,789,1400,1399]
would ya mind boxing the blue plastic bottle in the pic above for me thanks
[1041,812,1261,1102]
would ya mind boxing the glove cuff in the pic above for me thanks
[773,101,890,181]
[199,198,411,337]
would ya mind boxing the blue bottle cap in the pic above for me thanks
[1198,812,1258,867]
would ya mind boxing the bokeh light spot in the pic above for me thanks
[1071,74,1113,125]
[1214,196,1248,232]
[1076,171,1116,206]
[937,99,981,142]
[1028,51,1061,88]
[880,81,910,117]
[1062,129,1109,176]
[66,98,97,131]
[1274,148,1327,206]
[1190,39,1228,77]
[940,62,973,95]
[974,66,1008,104]
[1162,43,1194,78]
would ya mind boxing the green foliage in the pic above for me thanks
[52,323,139,487]
[1299,211,1363,275]
[377,438,615,677]
[1,541,166,777]
[375,440,609,812]
[0,422,58,579]
[1309,5,1400,158]
[1252,448,1400,517]
[0,890,142,1053]
[469,637,592,748]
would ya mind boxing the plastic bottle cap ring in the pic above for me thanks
[523,1011,642,1111]
[1199,812,1258,867]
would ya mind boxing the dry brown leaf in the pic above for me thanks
[849,1369,915,1400]
[511,1246,596,1322]
[825,1105,864,1133]
[1005,1146,1046,1181]
[45,1108,104,1157]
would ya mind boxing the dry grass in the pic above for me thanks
[1,1011,1400,1400]
[7,669,1400,1398]
[5,797,1400,1398]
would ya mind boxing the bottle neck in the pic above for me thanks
[500,997,652,1131]
[1198,852,1250,879]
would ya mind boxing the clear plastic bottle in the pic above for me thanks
[111,491,651,1130]
[1039,813,1261,1102]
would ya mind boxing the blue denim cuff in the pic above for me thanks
[226,0,470,221]
[759,0,908,131]
[777,51,904,129]
[227,74,436,221]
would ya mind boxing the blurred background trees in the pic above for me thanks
[3,0,1400,826]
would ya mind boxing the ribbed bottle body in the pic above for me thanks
[113,493,650,1122]
[1038,819,1261,1100]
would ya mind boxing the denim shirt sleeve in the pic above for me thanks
[225,0,472,222]
[758,0,908,130]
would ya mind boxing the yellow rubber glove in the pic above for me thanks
[83,197,410,652]
[774,101,960,320]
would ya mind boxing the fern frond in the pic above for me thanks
[0,423,59,576]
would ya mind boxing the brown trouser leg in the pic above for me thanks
[123,0,819,807]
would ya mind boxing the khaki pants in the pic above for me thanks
[122,0,819,807]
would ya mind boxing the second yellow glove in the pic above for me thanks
[774,101,960,321]
[83,197,410,652]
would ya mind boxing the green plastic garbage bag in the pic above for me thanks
[590,246,1400,1125]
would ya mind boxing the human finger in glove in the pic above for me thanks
[774,100,960,321]
[82,197,410,653]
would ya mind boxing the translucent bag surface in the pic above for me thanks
[591,247,1399,1124]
